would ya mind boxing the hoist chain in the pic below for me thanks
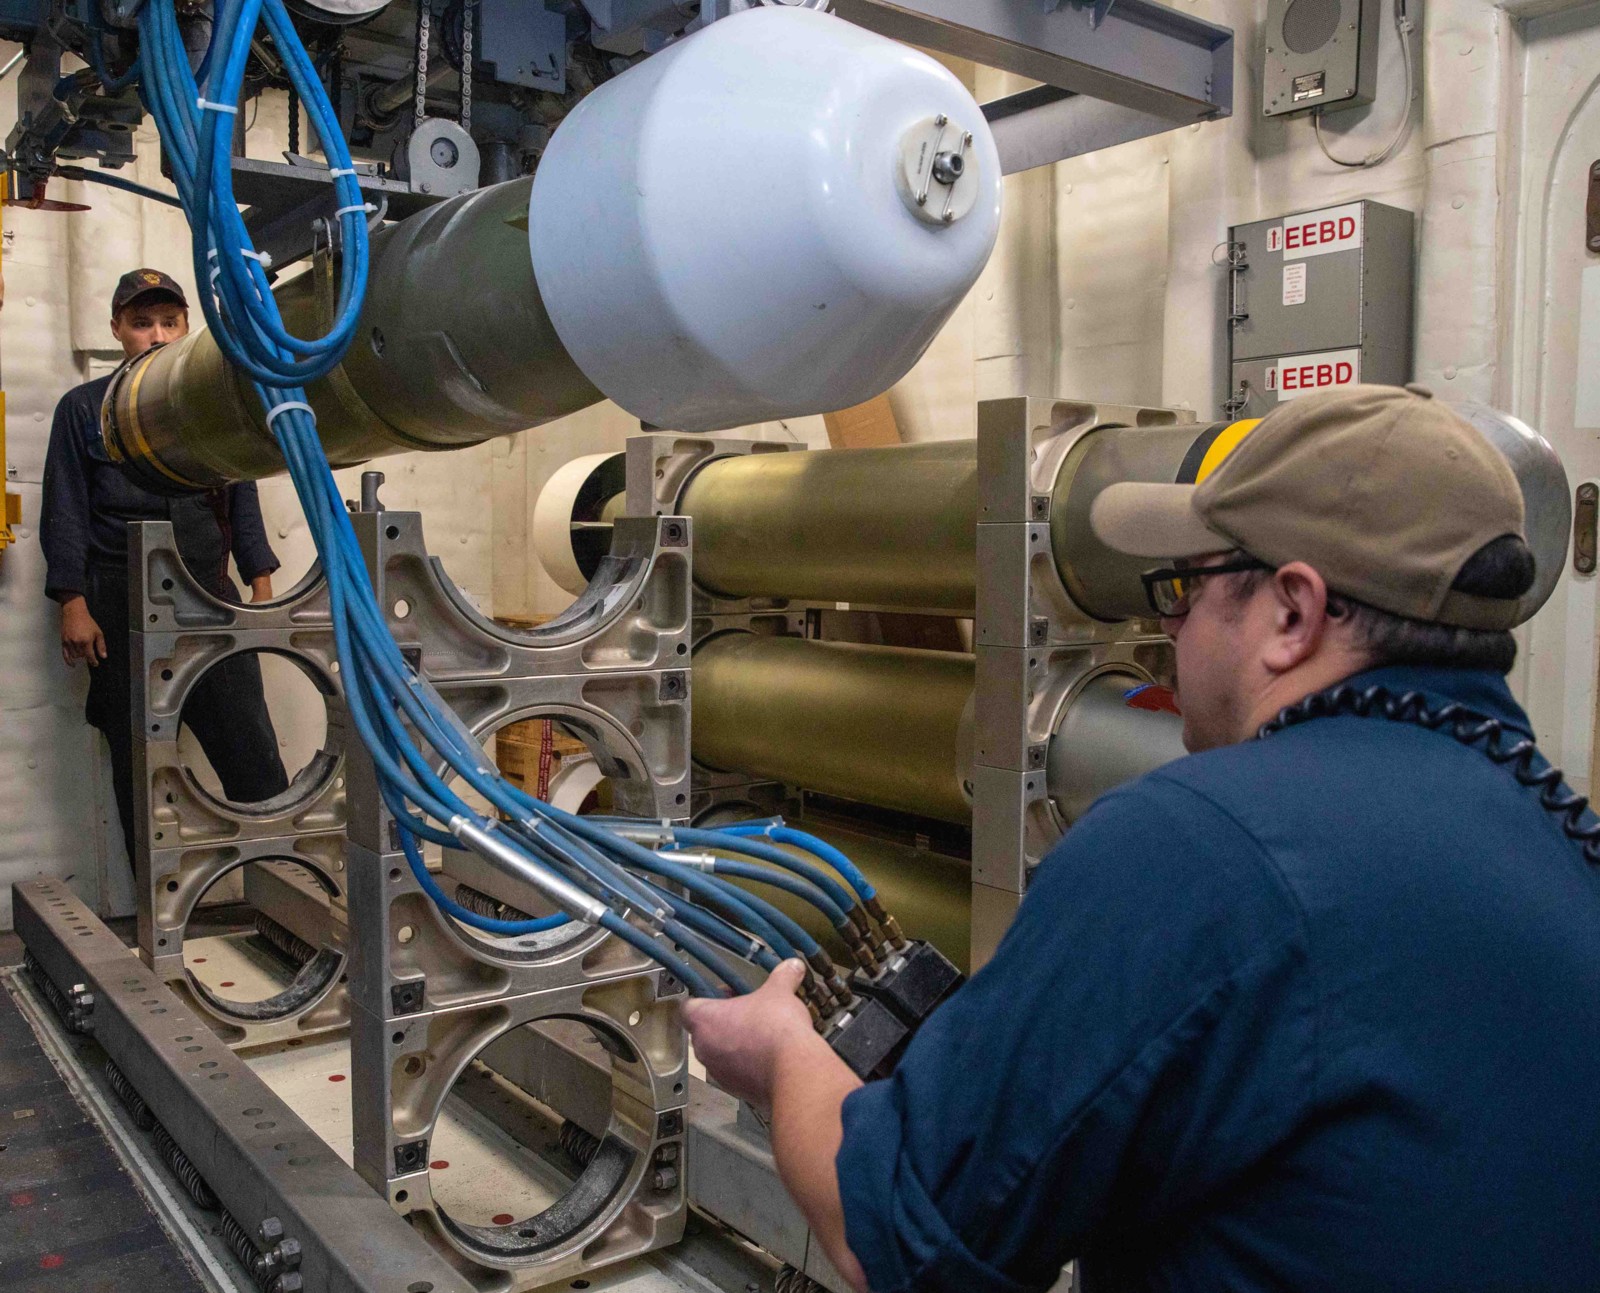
[414,0,430,130]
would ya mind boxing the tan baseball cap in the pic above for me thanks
[1089,384,1528,630]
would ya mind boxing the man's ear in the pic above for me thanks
[109,314,122,342]
[1259,561,1331,675]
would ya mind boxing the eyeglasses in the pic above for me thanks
[1140,557,1274,617]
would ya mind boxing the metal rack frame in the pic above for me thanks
[127,520,353,1049]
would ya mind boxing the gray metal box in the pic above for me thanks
[1262,0,1379,118]
[1228,345,1409,420]
[1225,199,1413,416]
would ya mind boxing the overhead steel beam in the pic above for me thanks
[13,877,476,1293]
[834,0,1232,172]
[982,85,1185,173]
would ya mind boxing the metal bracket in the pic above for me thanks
[1587,159,1599,255]
[1575,483,1597,576]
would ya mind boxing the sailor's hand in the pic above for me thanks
[61,596,107,667]
[681,959,816,1114]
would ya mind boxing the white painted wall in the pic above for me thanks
[4,0,1599,926]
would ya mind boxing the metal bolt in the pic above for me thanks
[931,150,965,185]
[652,1166,679,1190]
[934,113,947,127]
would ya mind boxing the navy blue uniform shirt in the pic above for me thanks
[838,664,1600,1293]
[40,374,279,600]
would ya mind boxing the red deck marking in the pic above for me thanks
[328,1074,346,1082]
[492,1213,513,1225]
[219,981,235,988]
[430,1160,449,1170]
[39,1254,65,1270]
[9,1192,34,1208]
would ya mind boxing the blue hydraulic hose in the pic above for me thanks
[712,822,879,902]
[398,829,566,936]
[670,826,864,912]
[704,858,852,930]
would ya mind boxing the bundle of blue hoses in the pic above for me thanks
[126,0,896,1006]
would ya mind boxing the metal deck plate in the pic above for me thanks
[13,877,476,1293]
[0,970,214,1293]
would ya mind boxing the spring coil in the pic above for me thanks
[558,1119,600,1170]
[454,882,533,924]
[775,1266,827,1293]
[1260,684,1600,864]
[152,1122,219,1210]
[105,1059,157,1131]
[24,951,90,1035]
[254,913,318,969]
[218,1209,272,1290]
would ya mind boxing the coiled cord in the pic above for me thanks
[1260,683,1600,864]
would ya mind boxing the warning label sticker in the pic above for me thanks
[1264,349,1361,400]
[1282,262,1307,306]
[1266,203,1364,260]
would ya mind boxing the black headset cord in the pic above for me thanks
[1258,683,1600,866]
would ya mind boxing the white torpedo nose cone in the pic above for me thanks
[527,5,1003,432]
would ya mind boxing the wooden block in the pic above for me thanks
[822,393,902,448]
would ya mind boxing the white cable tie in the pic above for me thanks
[335,202,376,218]
[239,248,273,269]
[196,97,238,115]
[329,167,358,177]
[264,400,315,428]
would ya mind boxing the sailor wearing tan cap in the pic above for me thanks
[685,384,1600,1293]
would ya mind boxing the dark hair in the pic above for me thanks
[1226,536,1535,675]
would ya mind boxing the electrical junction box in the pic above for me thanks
[1263,0,1380,118]
[1224,199,1414,420]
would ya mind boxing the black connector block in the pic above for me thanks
[852,940,964,1029]
[825,996,910,1081]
